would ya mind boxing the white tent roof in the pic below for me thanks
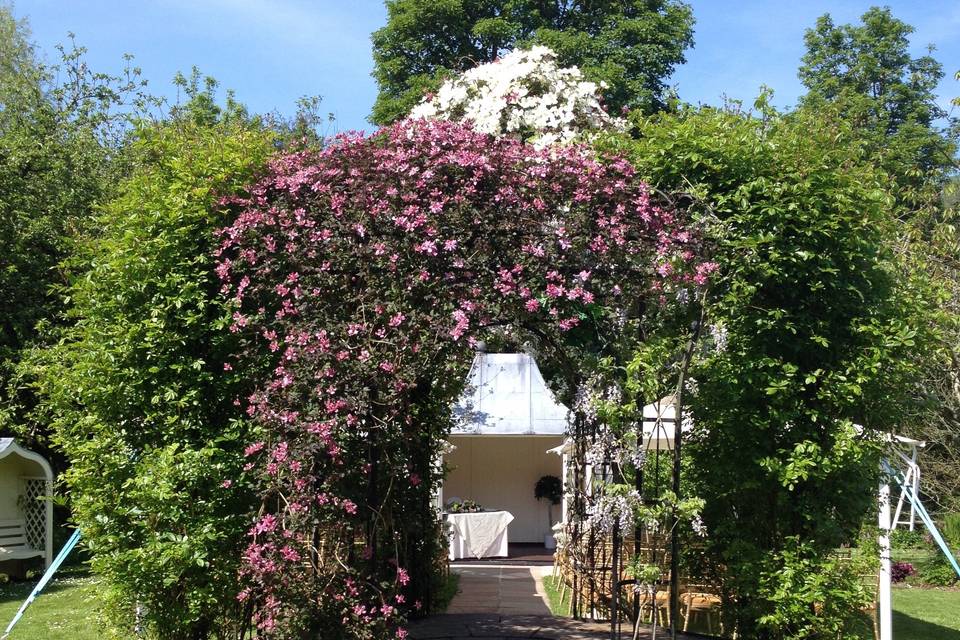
[452,352,570,435]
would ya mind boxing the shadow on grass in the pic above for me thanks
[0,565,93,605]
[892,609,960,640]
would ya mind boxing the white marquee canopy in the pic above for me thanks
[452,352,569,435]
[450,352,686,444]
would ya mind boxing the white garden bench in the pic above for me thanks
[0,519,44,561]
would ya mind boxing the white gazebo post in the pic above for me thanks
[878,468,892,640]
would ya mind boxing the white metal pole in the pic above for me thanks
[878,470,893,640]
[527,353,534,435]
[561,452,569,524]
[909,447,919,531]
[436,461,444,513]
[891,465,908,529]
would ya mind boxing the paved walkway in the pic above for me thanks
[409,565,697,639]
[446,565,551,615]
[408,613,613,639]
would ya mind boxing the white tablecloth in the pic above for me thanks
[445,510,514,560]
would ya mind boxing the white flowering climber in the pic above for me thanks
[409,46,625,148]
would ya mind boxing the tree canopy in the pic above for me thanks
[369,0,694,125]
[0,7,143,442]
[799,7,960,516]
[798,6,956,189]
[602,97,937,637]
[30,114,274,638]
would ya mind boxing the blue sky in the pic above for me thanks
[12,0,960,133]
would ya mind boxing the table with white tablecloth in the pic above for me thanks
[445,510,514,560]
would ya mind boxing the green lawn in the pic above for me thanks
[541,575,960,639]
[0,566,104,640]
[891,587,960,640]
[0,567,461,639]
[0,570,954,639]
[432,571,461,613]
[541,573,571,617]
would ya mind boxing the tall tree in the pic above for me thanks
[800,7,960,514]
[798,6,956,190]
[0,6,143,440]
[603,98,936,638]
[369,0,695,125]
[29,111,274,638]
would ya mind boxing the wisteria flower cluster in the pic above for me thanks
[583,426,647,471]
[410,46,625,148]
[215,118,705,637]
[587,486,643,534]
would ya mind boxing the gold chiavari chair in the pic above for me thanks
[679,585,723,635]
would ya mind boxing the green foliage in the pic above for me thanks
[430,572,461,614]
[890,528,927,550]
[757,539,876,640]
[954,70,960,110]
[168,67,250,127]
[798,6,957,202]
[794,10,960,517]
[800,7,946,130]
[915,554,959,587]
[25,116,274,638]
[942,513,960,549]
[534,475,562,505]
[369,0,694,124]
[634,489,704,534]
[0,7,145,444]
[600,101,935,637]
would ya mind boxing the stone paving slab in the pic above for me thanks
[417,565,699,639]
[407,614,610,639]
[408,613,695,639]
[446,566,551,615]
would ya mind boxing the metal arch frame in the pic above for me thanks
[889,436,924,531]
[565,397,683,640]
[575,418,928,640]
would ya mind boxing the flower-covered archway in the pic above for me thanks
[216,118,709,637]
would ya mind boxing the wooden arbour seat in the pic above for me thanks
[0,519,44,561]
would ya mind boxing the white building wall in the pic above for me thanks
[443,435,563,543]
[0,459,22,517]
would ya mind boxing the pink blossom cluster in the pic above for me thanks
[214,118,706,636]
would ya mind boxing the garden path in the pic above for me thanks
[407,612,695,639]
[446,565,551,615]
[409,565,697,639]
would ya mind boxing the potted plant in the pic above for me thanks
[445,498,482,513]
[535,475,563,549]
